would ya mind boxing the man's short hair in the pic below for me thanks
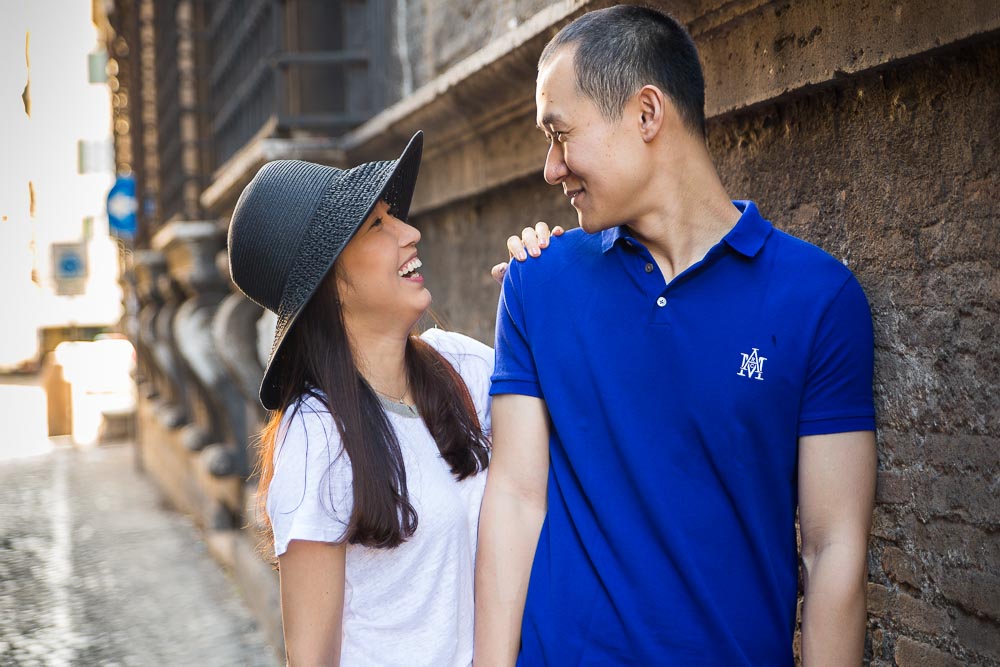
[539,5,706,136]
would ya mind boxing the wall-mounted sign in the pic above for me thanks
[107,175,137,240]
[51,242,88,296]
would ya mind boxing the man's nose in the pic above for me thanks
[543,143,568,185]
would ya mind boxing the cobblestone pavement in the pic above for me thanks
[0,378,278,666]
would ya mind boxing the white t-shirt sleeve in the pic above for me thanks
[420,328,495,436]
[267,394,354,557]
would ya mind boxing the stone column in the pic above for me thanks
[133,249,189,428]
[212,250,270,533]
[212,250,267,467]
[155,221,250,528]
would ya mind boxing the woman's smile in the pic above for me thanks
[398,256,424,283]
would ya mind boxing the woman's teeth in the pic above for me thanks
[398,257,422,278]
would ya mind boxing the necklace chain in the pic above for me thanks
[372,383,418,417]
[373,382,409,405]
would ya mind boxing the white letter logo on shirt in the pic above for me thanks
[738,347,767,381]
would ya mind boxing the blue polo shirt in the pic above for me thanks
[491,201,875,666]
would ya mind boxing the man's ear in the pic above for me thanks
[636,85,666,143]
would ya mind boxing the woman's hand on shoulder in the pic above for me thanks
[491,221,565,284]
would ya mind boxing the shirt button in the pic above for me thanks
[644,263,654,273]
[656,296,667,307]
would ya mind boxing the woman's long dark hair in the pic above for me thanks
[256,269,490,550]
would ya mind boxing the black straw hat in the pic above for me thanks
[228,131,424,410]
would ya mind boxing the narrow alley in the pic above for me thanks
[0,377,277,666]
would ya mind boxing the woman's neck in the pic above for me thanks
[346,321,411,401]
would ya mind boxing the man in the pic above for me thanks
[475,5,876,666]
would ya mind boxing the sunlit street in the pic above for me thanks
[0,376,276,666]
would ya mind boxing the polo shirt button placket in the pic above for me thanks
[656,296,667,307]
[645,262,654,273]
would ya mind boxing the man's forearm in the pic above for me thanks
[798,430,875,666]
[474,484,546,667]
[800,542,868,666]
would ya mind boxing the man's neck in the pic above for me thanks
[627,146,741,284]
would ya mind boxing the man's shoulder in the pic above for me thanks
[767,227,857,292]
[526,226,603,267]
[506,227,603,285]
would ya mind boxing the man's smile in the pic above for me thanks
[564,186,585,206]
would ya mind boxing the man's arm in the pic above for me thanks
[278,539,347,666]
[475,394,550,667]
[798,430,876,666]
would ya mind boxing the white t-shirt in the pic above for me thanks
[267,329,493,667]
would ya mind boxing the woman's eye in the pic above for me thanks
[370,217,383,229]
[554,131,566,143]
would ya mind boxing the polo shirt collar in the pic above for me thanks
[601,225,628,253]
[723,200,772,258]
[600,201,772,256]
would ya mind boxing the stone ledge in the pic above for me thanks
[695,0,1000,119]
[337,0,999,216]
[339,0,603,164]
[196,0,999,218]
[200,116,347,215]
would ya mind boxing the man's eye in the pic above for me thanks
[371,217,383,229]
[554,131,566,143]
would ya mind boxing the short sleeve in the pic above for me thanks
[490,266,542,398]
[798,275,876,436]
[421,328,495,435]
[267,395,354,556]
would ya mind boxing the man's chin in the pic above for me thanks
[577,213,614,235]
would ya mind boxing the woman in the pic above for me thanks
[227,132,554,666]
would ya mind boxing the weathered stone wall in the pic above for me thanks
[407,18,1000,667]
[709,41,1000,666]
[397,0,555,92]
[414,174,569,342]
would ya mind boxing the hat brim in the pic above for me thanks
[258,131,424,410]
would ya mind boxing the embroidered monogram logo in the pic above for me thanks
[738,347,767,381]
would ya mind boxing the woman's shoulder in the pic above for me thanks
[275,392,344,464]
[420,328,494,389]
[279,391,330,432]
[420,328,494,429]
[420,328,493,368]
[268,392,353,555]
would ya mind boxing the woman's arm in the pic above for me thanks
[278,539,347,667]
[491,222,564,283]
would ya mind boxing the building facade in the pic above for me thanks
[97,0,999,663]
